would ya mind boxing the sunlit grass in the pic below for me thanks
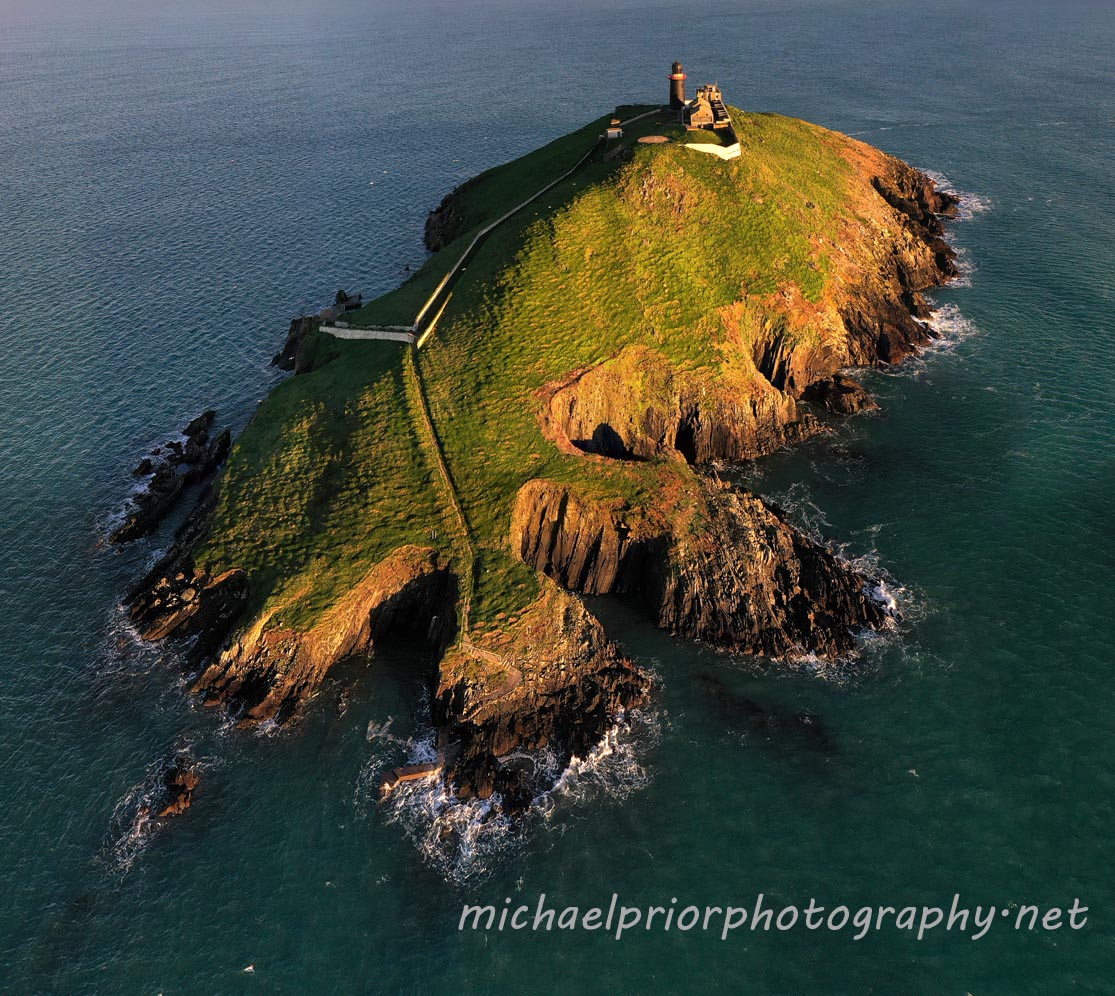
[197,108,865,632]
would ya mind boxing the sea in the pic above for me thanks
[1,1,1113,992]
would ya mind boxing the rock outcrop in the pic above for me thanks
[423,175,481,252]
[132,544,455,725]
[529,154,957,472]
[157,764,200,818]
[803,374,879,415]
[111,411,231,544]
[540,346,817,464]
[435,587,650,811]
[271,316,322,373]
[512,476,887,659]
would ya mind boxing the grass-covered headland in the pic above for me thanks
[130,101,958,804]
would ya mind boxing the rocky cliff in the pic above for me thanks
[436,586,650,810]
[512,475,887,658]
[123,108,960,821]
[112,411,231,544]
[130,543,456,724]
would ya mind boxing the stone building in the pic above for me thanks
[683,83,732,131]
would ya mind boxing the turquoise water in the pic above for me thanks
[2,1,1113,992]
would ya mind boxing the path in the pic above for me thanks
[404,347,523,688]
[363,108,670,683]
[325,105,667,348]
[401,348,476,638]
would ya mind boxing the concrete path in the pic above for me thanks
[321,324,416,343]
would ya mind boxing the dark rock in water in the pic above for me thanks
[183,410,216,437]
[434,588,650,813]
[803,374,879,415]
[272,315,321,373]
[695,672,835,752]
[336,685,351,717]
[111,412,232,544]
[125,489,251,665]
[157,765,200,817]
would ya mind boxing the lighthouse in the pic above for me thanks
[668,59,687,110]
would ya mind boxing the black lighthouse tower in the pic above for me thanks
[668,60,687,110]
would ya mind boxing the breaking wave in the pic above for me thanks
[356,708,660,885]
[915,302,981,362]
[100,601,164,676]
[921,169,992,222]
[534,708,660,816]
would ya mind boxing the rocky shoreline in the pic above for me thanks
[121,140,960,819]
[111,411,231,544]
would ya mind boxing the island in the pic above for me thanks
[124,67,959,815]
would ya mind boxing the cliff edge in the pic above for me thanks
[126,105,958,814]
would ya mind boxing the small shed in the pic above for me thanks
[604,127,623,140]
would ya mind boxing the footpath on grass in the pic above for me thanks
[333,107,668,672]
[322,106,665,349]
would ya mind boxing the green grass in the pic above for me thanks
[416,109,858,623]
[343,110,642,330]
[196,338,456,629]
[197,107,873,634]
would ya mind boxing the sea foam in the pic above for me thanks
[357,707,660,885]
[921,169,992,222]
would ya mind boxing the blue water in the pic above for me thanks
[2,1,1113,992]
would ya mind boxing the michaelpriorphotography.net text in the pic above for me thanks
[461,894,1089,942]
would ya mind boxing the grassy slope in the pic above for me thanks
[195,106,870,636]
[342,107,658,329]
[419,108,859,627]
[197,337,454,629]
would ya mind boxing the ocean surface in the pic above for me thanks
[2,1,1113,992]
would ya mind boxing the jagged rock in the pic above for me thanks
[157,766,200,817]
[133,546,456,725]
[272,316,322,373]
[540,345,816,463]
[111,412,231,544]
[512,475,887,659]
[871,163,960,233]
[183,410,216,437]
[127,559,249,659]
[122,488,248,663]
[424,175,482,252]
[435,587,650,811]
